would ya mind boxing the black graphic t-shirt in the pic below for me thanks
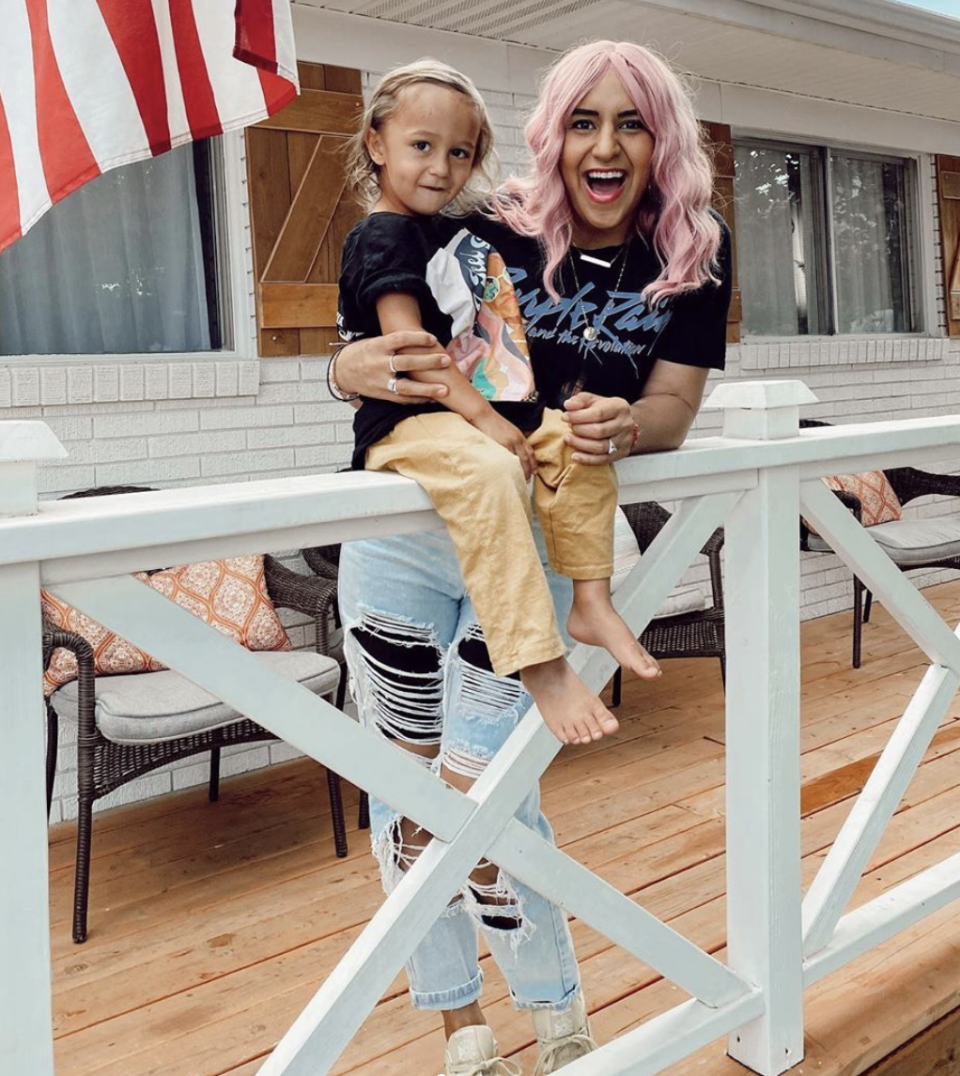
[339,212,543,469]
[340,209,731,469]
[466,210,731,412]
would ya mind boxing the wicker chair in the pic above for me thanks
[800,418,960,668]
[610,502,726,707]
[44,486,346,944]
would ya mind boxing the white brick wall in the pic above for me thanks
[10,71,959,821]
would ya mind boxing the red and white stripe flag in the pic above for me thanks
[0,0,299,254]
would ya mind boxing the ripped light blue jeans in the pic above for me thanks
[338,526,581,1012]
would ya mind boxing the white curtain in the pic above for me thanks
[0,143,212,356]
[830,155,908,334]
[734,146,820,336]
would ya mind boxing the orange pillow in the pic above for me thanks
[43,554,292,697]
[823,471,903,527]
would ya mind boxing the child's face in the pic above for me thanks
[366,84,482,216]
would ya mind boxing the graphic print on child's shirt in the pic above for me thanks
[424,228,537,403]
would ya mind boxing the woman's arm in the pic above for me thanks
[561,360,710,464]
[334,331,452,403]
[632,361,709,452]
[373,294,537,477]
[375,294,489,421]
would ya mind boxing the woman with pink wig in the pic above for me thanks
[332,40,731,1076]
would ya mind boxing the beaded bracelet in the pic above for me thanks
[326,345,360,403]
[630,421,641,450]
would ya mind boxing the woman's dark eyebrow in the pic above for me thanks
[570,108,640,118]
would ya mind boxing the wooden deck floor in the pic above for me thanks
[47,582,960,1076]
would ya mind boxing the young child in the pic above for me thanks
[337,59,660,746]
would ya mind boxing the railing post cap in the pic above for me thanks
[0,421,68,462]
[705,380,819,411]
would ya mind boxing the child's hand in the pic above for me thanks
[471,411,536,479]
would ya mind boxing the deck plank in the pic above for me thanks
[49,582,960,1076]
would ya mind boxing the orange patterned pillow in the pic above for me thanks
[43,583,163,695]
[822,470,903,527]
[43,554,292,697]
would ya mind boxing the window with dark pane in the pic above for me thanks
[733,137,918,338]
[830,152,917,334]
[0,138,223,356]
[734,143,825,336]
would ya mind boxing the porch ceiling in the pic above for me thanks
[292,0,960,123]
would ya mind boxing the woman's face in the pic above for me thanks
[560,69,655,248]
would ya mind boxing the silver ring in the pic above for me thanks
[387,377,399,395]
[607,438,617,455]
[388,354,398,374]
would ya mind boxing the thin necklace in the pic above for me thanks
[572,243,629,270]
[566,239,631,343]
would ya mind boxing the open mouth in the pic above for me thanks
[584,170,627,204]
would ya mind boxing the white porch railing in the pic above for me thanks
[5,379,960,1076]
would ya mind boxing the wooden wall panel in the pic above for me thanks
[246,63,363,357]
[702,121,741,346]
[937,154,960,338]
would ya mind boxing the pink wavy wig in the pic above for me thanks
[496,40,722,303]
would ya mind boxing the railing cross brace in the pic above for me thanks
[53,493,742,1076]
[800,480,960,956]
[12,385,960,1076]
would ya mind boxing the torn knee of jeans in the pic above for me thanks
[469,878,520,931]
[373,816,466,913]
[372,816,431,893]
[454,625,529,725]
[442,742,494,781]
[462,869,534,953]
[440,892,466,917]
[468,882,522,930]
[345,611,445,744]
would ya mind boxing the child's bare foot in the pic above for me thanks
[521,656,619,746]
[567,579,661,683]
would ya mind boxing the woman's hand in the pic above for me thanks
[562,392,636,464]
[471,410,537,479]
[335,332,451,403]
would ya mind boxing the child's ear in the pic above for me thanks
[365,128,386,167]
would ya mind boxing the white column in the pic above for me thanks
[707,381,816,1075]
[0,422,67,1076]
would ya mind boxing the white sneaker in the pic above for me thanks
[443,1025,522,1076]
[531,994,598,1074]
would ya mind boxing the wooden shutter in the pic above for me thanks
[937,154,960,339]
[701,121,742,345]
[246,63,364,357]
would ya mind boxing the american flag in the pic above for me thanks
[0,0,299,254]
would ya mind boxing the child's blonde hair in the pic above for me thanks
[346,58,498,214]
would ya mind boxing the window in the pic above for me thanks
[734,139,919,337]
[0,139,228,357]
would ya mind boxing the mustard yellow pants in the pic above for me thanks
[364,408,617,677]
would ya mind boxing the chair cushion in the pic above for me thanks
[804,532,833,553]
[806,515,960,565]
[50,650,340,744]
[42,554,292,696]
[611,508,707,618]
